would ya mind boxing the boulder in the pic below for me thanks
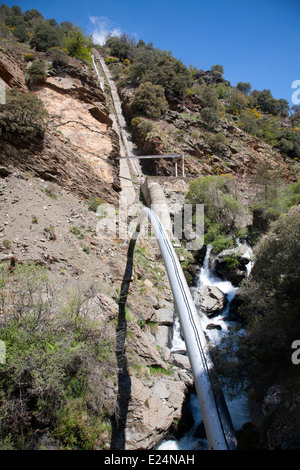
[213,244,253,285]
[194,284,227,317]
[124,376,186,450]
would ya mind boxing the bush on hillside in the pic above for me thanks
[63,26,92,63]
[12,23,29,42]
[130,81,168,119]
[26,60,47,84]
[215,208,300,397]
[30,22,62,51]
[200,86,220,109]
[185,175,243,252]
[0,262,117,450]
[0,88,48,141]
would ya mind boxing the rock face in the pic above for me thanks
[0,49,27,91]
[194,284,227,317]
[0,50,120,204]
[36,74,118,185]
[0,130,118,205]
[124,376,186,450]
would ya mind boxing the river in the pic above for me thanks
[157,243,253,450]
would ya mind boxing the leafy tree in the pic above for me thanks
[238,109,259,135]
[200,86,219,109]
[12,23,29,42]
[130,81,168,119]
[201,107,220,127]
[0,21,12,38]
[30,22,62,51]
[106,34,135,61]
[227,88,249,114]
[142,50,192,98]
[185,175,242,251]
[211,64,224,76]
[126,47,156,84]
[0,4,12,23]
[10,5,22,16]
[251,89,289,117]
[4,14,24,27]
[24,8,43,22]
[236,82,251,95]
[24,8,44,28]
[60,21,74,35]
[63,26,92,63]
[235,208,300,392]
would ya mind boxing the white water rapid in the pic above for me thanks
[158,243,253,450]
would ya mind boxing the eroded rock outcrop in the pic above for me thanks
[0,50,120,202]
[0,49,27,91]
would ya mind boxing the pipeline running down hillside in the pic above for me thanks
[133,207,237,451]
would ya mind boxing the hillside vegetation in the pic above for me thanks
[0,3,300,451]
[96,34,300,181]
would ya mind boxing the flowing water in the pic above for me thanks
[157,243,253,450]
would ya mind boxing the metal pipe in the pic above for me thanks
[134,207,237,450]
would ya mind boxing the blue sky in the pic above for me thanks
[10,0,300,106]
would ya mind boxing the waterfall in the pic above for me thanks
[158,243,253,450]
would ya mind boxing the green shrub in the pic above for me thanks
[30,22,63,51]
[12,23,29,42]
[0,88,48,141]
[207,133,229,153]
[220,208,300,396]
[186,175,243,252]
[130,81,168,119]
[48,47,70,68]
[0,22,12,39]
[0,263,117,449]
[26,60,47,84]
[201,107,220,127]
[200,86,219,109]
[88,197,103,212]
[63,26,92,63]
[23,52,35,62]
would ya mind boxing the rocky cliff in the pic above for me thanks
[0,43,192,450]
[0,46,119,204]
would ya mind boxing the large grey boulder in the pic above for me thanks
[194,284,227,317]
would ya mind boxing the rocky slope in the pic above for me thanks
[120,85,297,184]
[0,45,119,204]
[0,43,194,450]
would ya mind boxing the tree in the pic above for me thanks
[211,64,224,76]
[30,22,62,51]
[0,88,48,140]
[236,82,251,95]
[0,22,12,39]
[239,208,300,386]
[105,34,135,61]
[142,50,192,98]
[63,26,92,63]
[185,175,242,251]
[201,107,220,127]
[200,86,219,109]
[0,4,12,23]
[60,21,74,35]
[13,23,29,42]
[130,81,168,119]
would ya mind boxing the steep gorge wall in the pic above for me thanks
[0,49,120,205]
